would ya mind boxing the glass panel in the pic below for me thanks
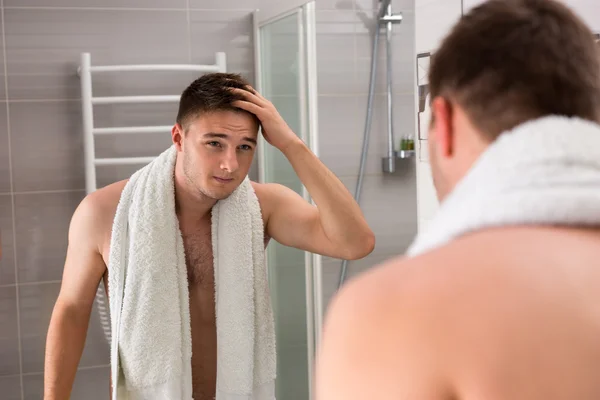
[259,10,310,400]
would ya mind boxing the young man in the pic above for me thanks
[316,1,600,399]
[44,73,375,399]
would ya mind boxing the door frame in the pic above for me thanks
[253,3,322,398]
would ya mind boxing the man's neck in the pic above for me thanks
[174,171,215,223]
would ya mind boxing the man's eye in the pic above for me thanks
[240,145,252,151]
[208,141,221,147]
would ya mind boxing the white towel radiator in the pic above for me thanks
[77,52,227,343]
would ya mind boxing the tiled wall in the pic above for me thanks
[314,0,418,309]
[0,1,264,399]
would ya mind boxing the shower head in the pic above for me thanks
[378,0,392,19]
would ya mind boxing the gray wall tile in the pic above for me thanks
[14,191,85,283]
[0,106,10,194]
[0,287,19,376]
[21,373,43,400]
[10,101,85,192]
[0,195,16,285]
[4,8,189,100]
[317,0,355,10]
[0,375,21,400]
[189,10,255,81]
[316,11,356,95]
[23,366,110,400]
[19,283,109,374]
[5,0,186,7]
[317,96,368,178]
[188,0,261,9]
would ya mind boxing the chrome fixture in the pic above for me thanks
[338,0,404,288]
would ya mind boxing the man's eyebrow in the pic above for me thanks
[203,132,228,139]
[203,132,257,144]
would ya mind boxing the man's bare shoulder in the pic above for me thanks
[317,252,455,399]
[249,180,283,221]
[249,180,278,200]
[80,179,128,220]
[72,179,129,245]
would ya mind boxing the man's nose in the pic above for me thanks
[220,148,239,173]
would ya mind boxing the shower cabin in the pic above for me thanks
[255,1,409,399]
[254,4,320,399]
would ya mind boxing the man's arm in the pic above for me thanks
[235,88,375,260]
[44,195,107,400]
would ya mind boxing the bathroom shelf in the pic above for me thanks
[396,150,415,159]
[381,150,415,173]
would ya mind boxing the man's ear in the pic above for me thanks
[430,96,454,158]
[172,123,184,151]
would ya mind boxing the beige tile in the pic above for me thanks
[0,195,16,285]
[188,0,261,9]
[0,106,10,194]
[317,0,355,10]
[4,8,189,100]
[0,375,21,400]
[5,0,185,6]
[189,10,254,80]
[317,96,374,178]
[415,0,462,53]
[14,191,85,283]
[10,101,85,191]
[0,287,20,377]
[19,283,109,374]
[315,10,357,95]
[23,366,109,400]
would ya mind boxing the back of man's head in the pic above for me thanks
[429,0,600,141]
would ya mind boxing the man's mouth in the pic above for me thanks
[214,176,234,183]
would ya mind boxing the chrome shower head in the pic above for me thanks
[378,0,392,19]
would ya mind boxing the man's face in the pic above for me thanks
[180,110,258,200]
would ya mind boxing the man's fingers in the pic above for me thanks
[232,100,263,117]
[245,85,266,100]
[231,87,268,107]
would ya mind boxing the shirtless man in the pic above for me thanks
[316,1,600,399]
[44,73,375,399]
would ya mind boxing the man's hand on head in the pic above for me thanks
[231,86,301,153]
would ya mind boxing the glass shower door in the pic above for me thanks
[254,2,321,399]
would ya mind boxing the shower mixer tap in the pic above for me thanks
[418,84,429,113]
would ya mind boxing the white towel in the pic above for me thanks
[107,145,276,400]
[407,115,600,256]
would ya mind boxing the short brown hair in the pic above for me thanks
[176,72,259,131]
[429,0,600,140]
